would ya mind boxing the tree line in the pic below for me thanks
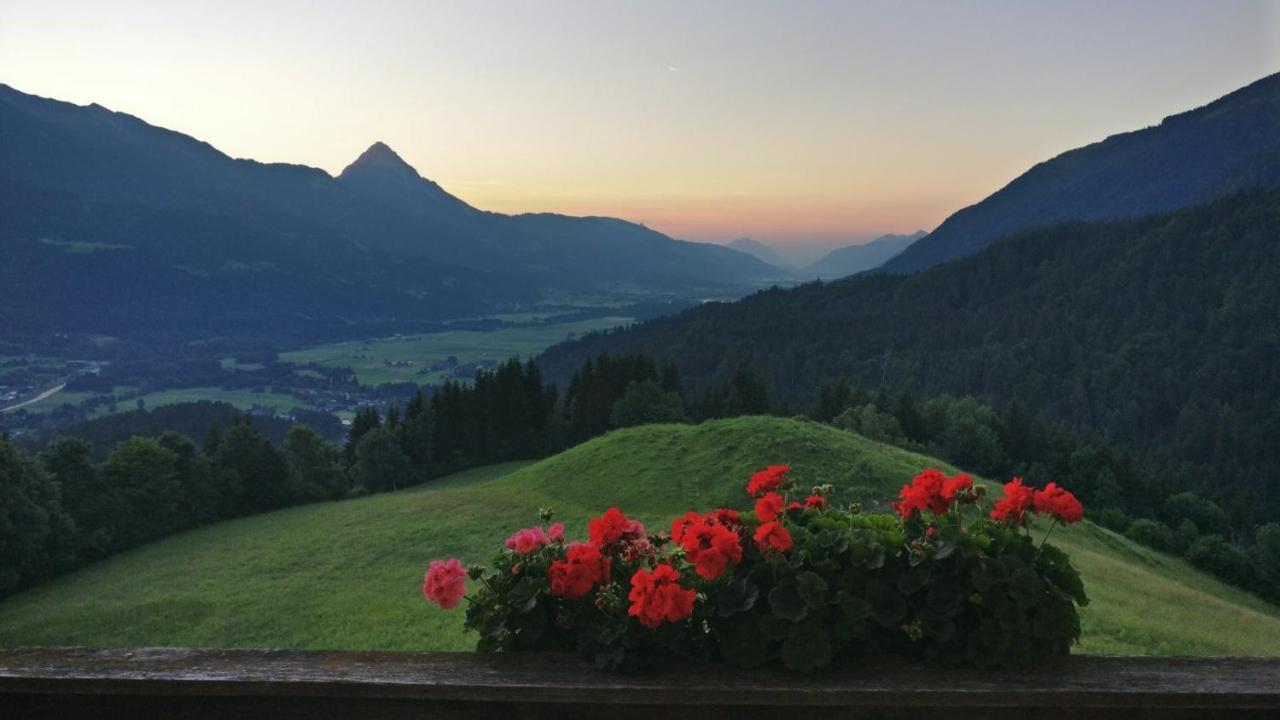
[7,347,1278,606]
[0,353,752,596]
[806,378,1280,603]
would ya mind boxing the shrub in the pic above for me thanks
[1186,535,1256,589]
[422,466,1088,672]
[1124,518,1176,553]
[1088,507,1132,533]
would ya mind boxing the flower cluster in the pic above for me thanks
[504,522,565,553]
[422,558,467,609]
[990,477,1083,527]
[746,464,790,497]
[549,541,611,599]
[421,464,1088,673]
[893,469,977,518]
[671,511,743,580]
[628,563,697,628]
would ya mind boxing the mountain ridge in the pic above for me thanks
[803,231,926,278]
[882,72,1280,273]
[0,83,782,345]
[727,237,794,269]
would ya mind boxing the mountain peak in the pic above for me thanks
[342,141,418,177]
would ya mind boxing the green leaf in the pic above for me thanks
[796,571,829,608]
[834,591,872,640]
[479,606,511,637]
[927,579,965,616]
[510,605,547,646]
[717,578,760,617]
[768,578,809,622]
[896,565,930,595]
[866,580,907,626]
[922,613,955,642]
[847,532,885,569]
[719,619,770,668]
[1009,567,1043,609]
[506,575,546,614]
[781,619,832,673]
[758,614,792,641]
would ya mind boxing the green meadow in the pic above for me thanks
[279,316,633,387]
[2,417,1277,655]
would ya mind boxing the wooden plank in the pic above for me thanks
[1,647,1278,719]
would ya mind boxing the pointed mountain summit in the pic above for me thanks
[341,141,419,176]
[337,141,476,220]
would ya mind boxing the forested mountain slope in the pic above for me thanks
[883,72,1280,273]
[538,192,1280,509]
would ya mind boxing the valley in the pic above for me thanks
[0,312,637,440]
[1,9,1277,685]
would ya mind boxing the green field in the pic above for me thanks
[280,316,633,387]
[13,385,138,415]
[1,416,1278,655]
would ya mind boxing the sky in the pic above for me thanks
[2,1,1277,259]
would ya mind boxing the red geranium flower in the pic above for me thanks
[670,510,702,544]
[628,563,696,628]
[1033,482,1084,525]
[746,464,790,497]
[804,494,828,510]
[894,469,969,518]
[942,474,974,504]
[678,515,743,580]
[753,521,793,553]
[990,477,1036,526]
[588,507,631,546]
[755,492,784,523]
[712,508,741,527]
[549,541,611,599]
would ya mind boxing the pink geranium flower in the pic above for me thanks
[505,526,550,553]
[423,558,467,609]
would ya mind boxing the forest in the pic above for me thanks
[538,191,1280,526]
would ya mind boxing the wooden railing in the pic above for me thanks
[2,647,1278,719]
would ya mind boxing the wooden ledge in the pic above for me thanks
[1,646,1278,719]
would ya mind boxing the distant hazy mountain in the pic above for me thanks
[883,72,1280,273]
[0,84,782,345]
[727,237,794,269]
[804,231,926,278]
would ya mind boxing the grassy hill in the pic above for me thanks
[1,416,1278,655]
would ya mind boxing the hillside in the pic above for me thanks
[804,231,926,278]
[0,83,780,346]
[883,72,1280,273]
[1,417,1277,656]
[536,191,1280,514]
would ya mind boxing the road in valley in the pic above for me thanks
[1,383,67,413]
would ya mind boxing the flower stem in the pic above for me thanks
[1040,519,1059,549]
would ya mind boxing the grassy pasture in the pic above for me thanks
[280,316,632,387]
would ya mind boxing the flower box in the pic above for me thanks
[424,466,1087,673]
